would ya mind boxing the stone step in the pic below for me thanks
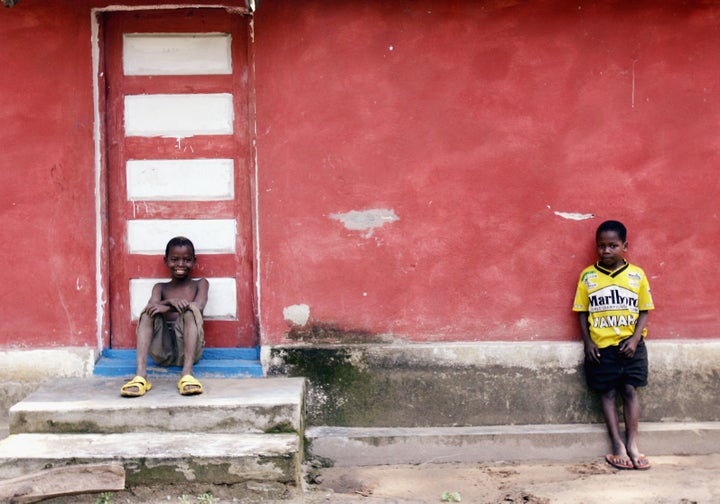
[93,348,263,378]
[306,421,720,466]
[0,432,301,486]
[10,377,306,435]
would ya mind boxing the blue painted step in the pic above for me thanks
[93,348,263,378]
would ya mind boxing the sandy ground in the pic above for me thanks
[28,453,720,503]
[306,455,720,504]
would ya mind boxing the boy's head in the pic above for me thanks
[595,220,627,243]
[165,236,196,260]
[164,236,197,280]
[595,220,628,269]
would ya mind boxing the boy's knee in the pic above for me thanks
[622,384,637,398]
[137,312,154,329]
[601,388,617,400]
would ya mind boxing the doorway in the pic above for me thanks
[102,8,256,349]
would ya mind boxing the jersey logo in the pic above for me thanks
[581,271,598,283]
[592,313,637,329]
[588,285,639,313]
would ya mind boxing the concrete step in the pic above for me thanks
[10,376,305,434]
[306,422,720,467]
[0,376,307,489]
[0,432,301,485]
[93,348,263,378]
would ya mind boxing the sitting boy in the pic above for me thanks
[121,236,209,397]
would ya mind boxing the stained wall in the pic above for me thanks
[254,0,720,345]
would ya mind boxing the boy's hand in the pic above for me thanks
[167,298,190,312]
[144,302,170,317]
[619,336,640,358]
[584,342,602,364]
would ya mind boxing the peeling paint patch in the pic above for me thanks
[283,304,310,326]
[329,209,399,237]
[554,211,595,221]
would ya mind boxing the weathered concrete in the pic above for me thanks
[0,347,97,422]
[0,376,307,491]
[0,432,300,485]
[306,422,720,467]
[267,341,720,427]
[10,377,305,435]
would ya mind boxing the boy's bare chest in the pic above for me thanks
[161,281,198,301]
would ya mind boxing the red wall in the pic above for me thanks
[1,1,719,349]
[254,1,720,344]
[0,3,97,347]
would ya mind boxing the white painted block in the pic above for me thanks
[127,219,236,254]
[127,159,234,201]
[124,33,232,76]
[124,94,234,138]
[130,277,237,320]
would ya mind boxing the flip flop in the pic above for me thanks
[605,454,634,470]
[178,374,203,396]
[120,376,152,397]
[632,454,651,470]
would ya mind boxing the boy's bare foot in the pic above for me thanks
[605,453,633,470]
[630,453,651,470]
[178,374,203,395]
[120,376,152,397]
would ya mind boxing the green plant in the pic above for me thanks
[178,496,191,503]
[95,493,112,504]
[441,490,462,502]
[197,492,215,504]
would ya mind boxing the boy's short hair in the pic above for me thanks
[165,236,196,258]
[596,220,627,242]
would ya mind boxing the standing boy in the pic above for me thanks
[121,236,209,397]
[573,220,655,470]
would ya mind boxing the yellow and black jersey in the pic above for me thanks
[573,261,655,349]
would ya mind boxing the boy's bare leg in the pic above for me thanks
[121,313,153,395]
[621,384,646,467]
[135,312,153,378]
[179,310,201,392]
[601,388,631,465]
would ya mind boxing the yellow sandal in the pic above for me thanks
[178,374,203,396]
[120,376,152,397]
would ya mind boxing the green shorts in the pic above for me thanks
[142,305,205,367]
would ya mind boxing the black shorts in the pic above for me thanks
[584,338,648,392]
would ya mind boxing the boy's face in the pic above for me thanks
[164,244,196,280]
[596,230,627,270]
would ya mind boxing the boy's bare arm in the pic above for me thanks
[619,311,649,357]
[191,278,209,312]
[578,312,601,364]
[143,283,171,317]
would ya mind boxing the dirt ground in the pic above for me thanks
[33,453,720,503]
[306,455,720,504]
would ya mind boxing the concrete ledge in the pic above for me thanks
[0,347,97,420]
[269,341,720,426]
[0,347,96,380]
[0,432,301,485]
[306,422,720,466]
